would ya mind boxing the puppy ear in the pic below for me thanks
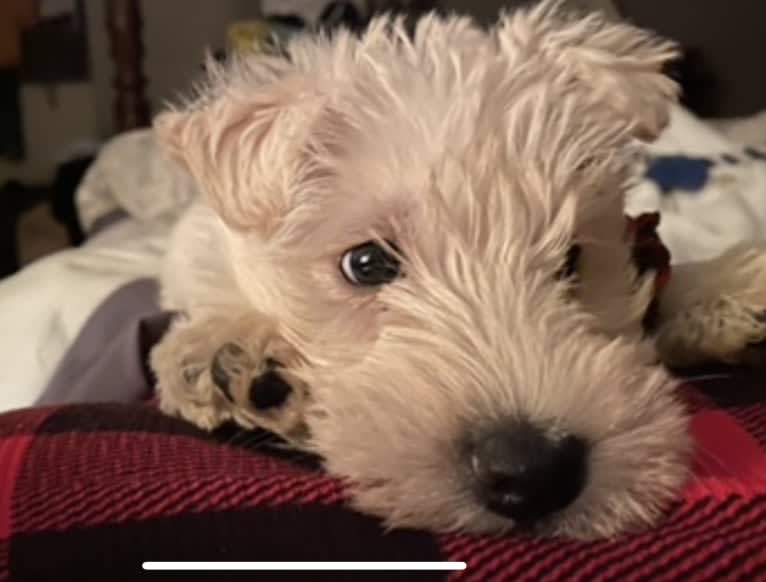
[154,72,326,233]
[499,0,679,141]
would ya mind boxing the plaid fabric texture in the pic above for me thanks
[2,372,766,581]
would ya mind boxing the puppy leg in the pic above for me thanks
[654,242,766,367]
[151,313,309,440]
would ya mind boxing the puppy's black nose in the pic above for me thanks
[469,421,588,524]
[249,370,292,410]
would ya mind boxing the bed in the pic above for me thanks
[2,1,766,580]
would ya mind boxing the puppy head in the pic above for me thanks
[155,2,689,539]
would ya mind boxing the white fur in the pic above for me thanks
[149,1,766,539]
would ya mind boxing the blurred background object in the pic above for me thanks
[0,0,41,161]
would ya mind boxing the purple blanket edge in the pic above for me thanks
[36,278,174,406]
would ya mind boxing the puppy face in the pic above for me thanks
[156,1,691,538]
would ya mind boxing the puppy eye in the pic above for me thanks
[340,240,401,286]
[556,244,581,280]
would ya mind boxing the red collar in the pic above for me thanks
[624,212,672,333]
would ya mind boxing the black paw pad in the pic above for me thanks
[249,371,292,410]
[211,343,244,402]
[181,365,203,385]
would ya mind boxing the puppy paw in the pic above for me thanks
[151,317,233,431]
[208,339,309,440]
[151,314,309,440]
[656,296,766,368]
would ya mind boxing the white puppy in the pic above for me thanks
[150,1,766,539]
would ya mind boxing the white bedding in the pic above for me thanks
[0,220,167,410]
[1,105,765,412]
[0,131,199,412]
[626,106,766,264]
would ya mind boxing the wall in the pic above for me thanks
[88,0,263,137]
[12,0,263,183]
[18,83,100,181]
[442,0,617,23]
[616,0,766,118]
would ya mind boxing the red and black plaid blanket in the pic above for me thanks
[1,368,766,581]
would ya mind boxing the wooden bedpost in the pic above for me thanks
[106,0,150,132]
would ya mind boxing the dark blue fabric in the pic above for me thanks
[644,155,714,194]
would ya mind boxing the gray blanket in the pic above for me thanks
[36,278,174,405]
